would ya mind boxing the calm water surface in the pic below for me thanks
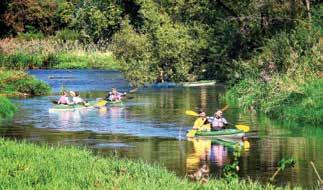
[1,70,322,189]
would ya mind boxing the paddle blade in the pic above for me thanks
[186,130,197,138]
[95,100,107,107]
[243,140,250,150]
[235,124,250,132]
[185,110,199,116]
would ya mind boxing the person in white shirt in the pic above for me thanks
[70,91,85,104]
[211,110,228,131]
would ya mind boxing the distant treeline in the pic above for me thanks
[0,0,321,86]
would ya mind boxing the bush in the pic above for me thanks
[0,97,16,120]
[0,70,51,96]
[111,20,156,87]
[15,79,51,96]
[111,18,200,86]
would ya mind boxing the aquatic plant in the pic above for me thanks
[270,158,296,182]
[223,145,241,181]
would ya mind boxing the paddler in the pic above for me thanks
[70,91,87,105]
[106,88,126,101]
[211,110,228,131]
[192,110,211,131]
[57,91,72,105]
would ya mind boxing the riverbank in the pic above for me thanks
[0,70,51,120]
[0,138,297,190]
[0,38,119,70]
[225,22,322,125]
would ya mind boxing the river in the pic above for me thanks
[1,69,322,189]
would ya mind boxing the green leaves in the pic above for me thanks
[277,158,295,171]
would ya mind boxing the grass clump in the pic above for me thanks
[0,70,51,96]
[0,138,294,190]
[0,97,16,120]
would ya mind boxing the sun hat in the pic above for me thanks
[69,91,76,97]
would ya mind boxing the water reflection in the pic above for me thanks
[0,70,322,189]
[186,138,241,170]
[49,109,92,129]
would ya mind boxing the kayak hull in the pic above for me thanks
[49,102,96,113]
[106,100,123,106]
[194,129,245,139]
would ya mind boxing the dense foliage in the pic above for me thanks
[1,0,320,84]
[225,19,322,125]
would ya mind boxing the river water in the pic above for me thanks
[1,70,322,189]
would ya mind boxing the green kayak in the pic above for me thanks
[49,101,96,113]
[106,100,123,106]
[195,129,245,138]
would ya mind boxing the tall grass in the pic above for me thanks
[0,70,51,96]
[225,22,322,125]
[0,139,298,190]
[0,97,16,120]
[0,38,119,70]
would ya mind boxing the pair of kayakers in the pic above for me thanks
[192,110,228,132]
[57,91,86,105]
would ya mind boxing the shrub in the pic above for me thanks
[0,70,51,96]
[0,97,16,119]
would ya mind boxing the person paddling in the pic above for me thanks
[211,110,228,131]
[106,88,126,101]
[192,110,211,131]
[57,91,72,105]
[70,91,87,105]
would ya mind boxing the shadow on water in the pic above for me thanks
[0,70,322,189]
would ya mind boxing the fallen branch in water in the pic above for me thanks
[310,161,323,184]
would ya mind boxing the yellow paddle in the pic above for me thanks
[185,110,199,117]
[235,124,250,132]
[95,100,107,107]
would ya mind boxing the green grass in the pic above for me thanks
[225,21,322,126]
[0,139,298,190]
[0,52,119,70]
[53,52,119,70]
[0,97,16,120]
[0,38,120,70]
[0,70,51,96]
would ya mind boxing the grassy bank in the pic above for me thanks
[0,139,296,190]
[0,70,51,96]
[0,97,16,120]
[0,38,119,70]
[225,21,322,125]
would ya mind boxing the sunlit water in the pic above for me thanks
[1,70,322,189]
